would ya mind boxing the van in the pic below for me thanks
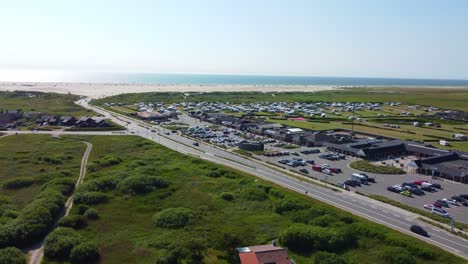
[351,174,368,185]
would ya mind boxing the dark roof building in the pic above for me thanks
[411,152,468,183]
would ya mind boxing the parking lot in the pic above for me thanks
[257,144,468,223]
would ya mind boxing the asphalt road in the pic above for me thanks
[13,99,465,259]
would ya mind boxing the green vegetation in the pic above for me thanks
[350,160,405,174]
[0,247,25,264]
[46,135,464,263]
[0,91,92,116]
[368,195,468,232]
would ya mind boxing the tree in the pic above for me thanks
[0,247,25,264]
[380,246,416,264]
[153,208,192,229]
[58,215,88,229]
[84,208,99,220]
[70,242,100,264]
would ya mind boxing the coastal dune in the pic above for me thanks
[0,82,336,98]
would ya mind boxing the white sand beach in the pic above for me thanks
[0,82,337,98]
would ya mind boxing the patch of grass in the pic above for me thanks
[51,135,465,264]
[350,160,405,174]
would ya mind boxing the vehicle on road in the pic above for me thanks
[400,190,411,197]
[151,129,156,132]
[410,225,428,237]
[442,198,458,206]
[193,142,199,146]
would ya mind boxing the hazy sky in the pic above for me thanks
[1,0,467,79]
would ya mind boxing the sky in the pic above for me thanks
[0,0,467,80]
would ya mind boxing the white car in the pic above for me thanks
[423,204,435,210]
[322,164,330,169]
[393,185,403,192]
[432,208,450,218]
[322,168,332,175]
[442,198,458,206]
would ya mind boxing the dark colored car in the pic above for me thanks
[410,225,428,237]
[436,199,449,207]
[409,188,424,196]
[299,168,309,174]
[403,182,418,189]
[387,186,399,193]
[345,180,356,187]
[192,142,199,146]
[329,167,342,173]
[431,183,443,189]
[421,186,436,192]
[459,194,468,199]
[451,196,468,206]
[291,152,299,156]
[349,179,361,187]
[306,160,315,165]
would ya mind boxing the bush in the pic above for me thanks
[379,246,416,264]
[73,191,109,205]
[81,176,118,192]
[44,227,82,260]
[59,215,88,230]
[278,224,355,253]
[207,171,221,178]
[0,247,25,264]
[153,207,193,229]
[117,175,168,195]
[314,252,348,264]
[84,208,99,220]
[95,155,122,167]
[2,177,35,189]
[350,160,405,174]
[242,187,267,201]
[69,242,100,264]
[220,192,234,201]
[274,198,310,214]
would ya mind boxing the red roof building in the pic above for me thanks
[237,244,293,264]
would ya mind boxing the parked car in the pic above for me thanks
[413,180,427,185]
[387,186,400,193]
[442,198,458,206]
[400,190,411,197]
[431,183,443,189]
[403,182,418,189]
[312,165,322,172]
[433,202,442,208]
[299,168,309,174]
[329,167,342,173]
[322,168,332,175]
[409,188,424,196]
[410,225,428,237]
[345,180,357,187]
[306,160,315,165]
[349,179,361,186]
[432,208,450,218]
[459,194,468,199]
[436,199,449,207]
[421,186,436,192]
[423,204,435,210]
[451,196,468,206]
[278,159,289,164]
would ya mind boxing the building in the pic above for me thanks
[237,244,293,264]
[238,140,264,151]
[410,152,468,183]
[75,117,111,127]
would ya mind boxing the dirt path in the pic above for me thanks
[27,141,93,264]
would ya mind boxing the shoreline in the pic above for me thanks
[1,82,467,98]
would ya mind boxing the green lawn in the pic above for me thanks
[0,134,85,209]
[41,135,465,264]
[0,91,93,116]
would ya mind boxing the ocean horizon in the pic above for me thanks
[1,71,468,86]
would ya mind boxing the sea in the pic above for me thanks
[1,71,468,86]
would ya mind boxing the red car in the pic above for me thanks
[433,202,442,208]
[413,180,427,186]
[312,165,322,172]
[329,167,342,173]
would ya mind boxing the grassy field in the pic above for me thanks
[93,88,468,112]
[0,134,85,209]
[0,91,93,116]
[40,135,465,264]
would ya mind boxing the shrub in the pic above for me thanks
[81,176,118,192]
[207,171,221,178]
[2,177,35,189]
[73,191,109,205]
[379,246,416,264]
[84,208,99,220]
[278,224,355,253]
[69,242,100,264]
[274,198,310,214]
[59,215,88,230]
[153,207,193,229]
[0,247,25,264]
[44,227,82,260]
[314,251,348,264]
[242,187,267,201]
[117,175,168,195]
[220,192,234,201]
[43,156,63,164]
[95,155,122,167]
